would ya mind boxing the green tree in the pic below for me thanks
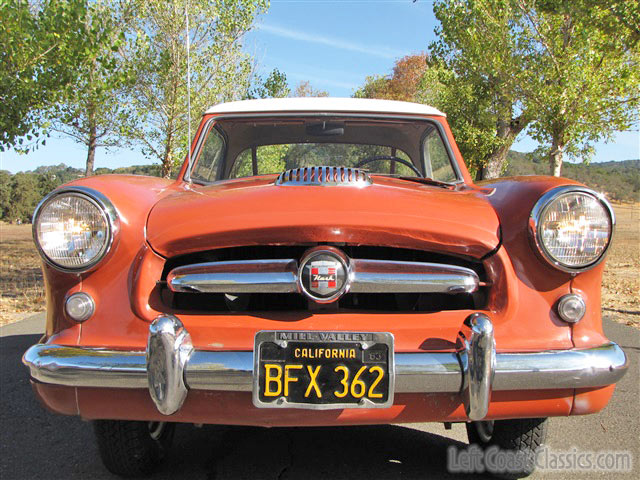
[0,170,12,219]
[248,68,290,99]
[517,0,640,176]
[418,64,505,179]
[6,173,41,222]
[429,0,640,178]
[0,0,121,151]
[125,0,268,178]
[37,172,59,197]
[353,75,390,100]
[52,1,136,176]
[354,53,500,178]
[430,0,532,179]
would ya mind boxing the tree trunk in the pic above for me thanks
[161,151,172,178]
[481,146,509,179]
[549,139,564,177]
[161,135,173,179]
[478,107,528,180]
[85,106,97,177]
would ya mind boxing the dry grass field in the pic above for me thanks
[0,223,45,325]
[1,203,638,327]
[601,202,640,327]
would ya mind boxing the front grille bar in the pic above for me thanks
[167,259,479,294]
[349,259,479,293]
[167,259,299,293]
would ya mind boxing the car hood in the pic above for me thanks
[146,176,500,259]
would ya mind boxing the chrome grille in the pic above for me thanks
[167,259,480,295]
[160,245,488,313]
[275,166,372,187]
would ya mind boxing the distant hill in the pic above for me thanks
[505,152,639,202]
[29,162,163,181]
[0,164,164,223]
[2,155,638,223]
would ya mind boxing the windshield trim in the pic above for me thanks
[184,112,464,184]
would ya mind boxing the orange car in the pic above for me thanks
[24,98,627,478]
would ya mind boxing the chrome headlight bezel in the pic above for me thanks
[32,186,119,273]
[529,185,615,273]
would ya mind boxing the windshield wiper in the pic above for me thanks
[397,176,454,188]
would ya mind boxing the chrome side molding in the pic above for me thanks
[167,258,480,295]
[146,315,194,415]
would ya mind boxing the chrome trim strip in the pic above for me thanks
[23,345,148,388]
[350,259,480,294]
[275,166,372,187]
[394,352,462,393]
[167,259,299,294]
[493,343,629,390]
[23,342,627,393]
[186,351,254,391]
[529,186,616,273]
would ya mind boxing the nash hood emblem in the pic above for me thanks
[310,261,338,294]
[299,248,349,303]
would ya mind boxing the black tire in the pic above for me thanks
[466,418,548,479]
[93,420,175,478]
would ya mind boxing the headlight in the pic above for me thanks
[530,186,614,272]
[33,187,118,272]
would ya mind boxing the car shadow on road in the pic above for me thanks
[166,423,488,480]
[3,332,488,480]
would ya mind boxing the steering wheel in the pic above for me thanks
[354,155,422,177]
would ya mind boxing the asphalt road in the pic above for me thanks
[1,314,638,480]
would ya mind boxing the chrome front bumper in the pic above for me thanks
[23,314,628,420]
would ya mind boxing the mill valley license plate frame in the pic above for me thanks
[252,331,395,410]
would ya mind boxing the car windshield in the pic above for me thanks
[189,116,458,183]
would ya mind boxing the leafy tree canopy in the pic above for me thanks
[52,1,137,176]
[0,0,121,151]
[247,68,291,99]
[517,0,640,175]
[124,0,269,178]
[428,0,639,177]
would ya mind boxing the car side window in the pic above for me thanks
[423,128,457,182]
[229,149,253,178]
[191,126,224,182]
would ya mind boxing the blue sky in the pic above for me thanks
[2,0,638,174]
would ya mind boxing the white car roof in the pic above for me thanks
[205,97,445,117]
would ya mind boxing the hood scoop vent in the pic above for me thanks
[275,166,372,187]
